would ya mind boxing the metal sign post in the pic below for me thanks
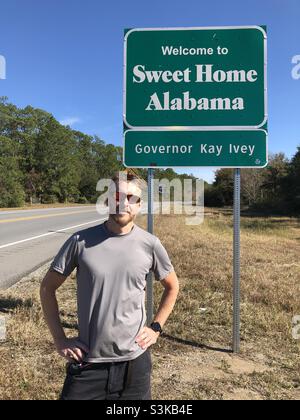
[233,168,241,353]
[146,168,154,324]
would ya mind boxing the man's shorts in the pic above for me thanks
[60,349,152,400]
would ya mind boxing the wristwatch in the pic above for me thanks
[150,322,163,334]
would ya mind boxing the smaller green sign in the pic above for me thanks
[124,130,267,168]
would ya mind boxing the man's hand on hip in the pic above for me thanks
[55,337,89,363]
[135,327,160,350]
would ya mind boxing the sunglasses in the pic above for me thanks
[113,192,141,204]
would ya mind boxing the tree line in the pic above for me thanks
[0,97,196,207]
[1,97,298,214]
[205,152,300,214]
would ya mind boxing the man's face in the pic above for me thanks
[108,180,142,227]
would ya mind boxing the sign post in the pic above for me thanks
[233,169,241,353]
[124,26,267,353]
[146,168,154,325]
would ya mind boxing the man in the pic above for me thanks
[40,171,179,400]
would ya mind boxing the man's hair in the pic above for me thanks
[110,170,144,190]
[104,171,144,206]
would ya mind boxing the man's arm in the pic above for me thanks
[136,270,179,350]
[40,269,89,363]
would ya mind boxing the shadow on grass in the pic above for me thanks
[211,206,300,222]
[61,321,78,330]
[162,333,232,354]
[0,297,34,314]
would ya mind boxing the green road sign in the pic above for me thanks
[124,26,267,129]
[124,130,268,168]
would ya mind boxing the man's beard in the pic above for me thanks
[110,210,135,227]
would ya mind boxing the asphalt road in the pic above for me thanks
[0,206,108,289]
[0,201,198,289]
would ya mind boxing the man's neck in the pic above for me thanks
[105,217,134,235]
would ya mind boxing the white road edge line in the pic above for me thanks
[0,218,107,250]
[0,205,96,216]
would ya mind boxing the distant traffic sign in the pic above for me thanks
[124,26,267,129]
[124,130,267,168]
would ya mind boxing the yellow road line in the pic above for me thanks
[0,210,97,224]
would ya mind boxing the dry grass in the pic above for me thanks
[0,203,92,212]
[0,209,300,400]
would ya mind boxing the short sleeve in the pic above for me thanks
[50,234,78,277]
[151,238,174,281]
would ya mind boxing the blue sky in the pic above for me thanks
[0,0,299,182]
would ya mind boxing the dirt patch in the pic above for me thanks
[152,346,271,400]
[223,388,262,400]
[225,356,269,375]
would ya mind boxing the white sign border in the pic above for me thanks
[123,26,268,130]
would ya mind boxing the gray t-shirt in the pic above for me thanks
[50,222,174,363]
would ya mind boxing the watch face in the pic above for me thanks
[151,322,162,333]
